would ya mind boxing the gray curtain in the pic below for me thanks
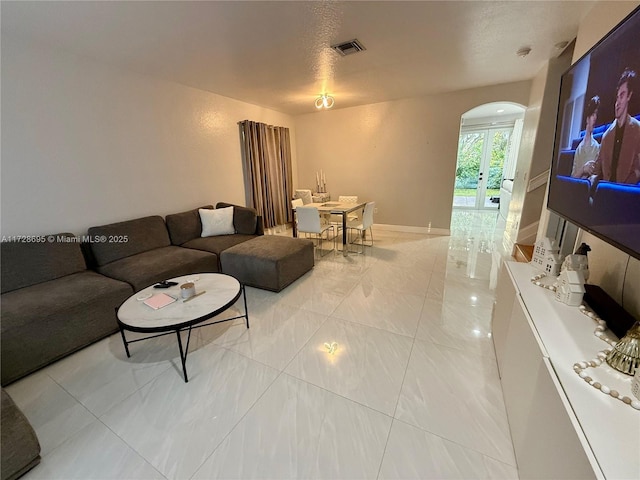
[239,120,293,229]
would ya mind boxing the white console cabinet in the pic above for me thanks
[492,261,640,480]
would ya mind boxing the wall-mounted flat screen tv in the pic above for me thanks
[547,6,640,259]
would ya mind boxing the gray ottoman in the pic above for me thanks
[220,236,314,292]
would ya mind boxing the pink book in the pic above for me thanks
[143,293,177,310]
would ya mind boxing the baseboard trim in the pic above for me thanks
[374,223,450,236]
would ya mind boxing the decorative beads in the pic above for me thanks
[573,350,639,411]
[530,278,638,411]
[529,273,557,291]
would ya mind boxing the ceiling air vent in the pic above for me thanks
[331,39,366,56]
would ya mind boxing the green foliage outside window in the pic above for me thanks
[455,130,510,190]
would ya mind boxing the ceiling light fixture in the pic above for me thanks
[315,94,335,109]
[516,46,532,58]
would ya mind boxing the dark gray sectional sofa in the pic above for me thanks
[1,202,315,480]
[0,202,300,387]
[165,202,264,271]
[1,234,133,386]
[1,204,267,382]
[1,388,40,480]
[88,214,220,292]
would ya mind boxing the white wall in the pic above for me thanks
[569,1,640,319]
[504,44,574,247]
[1,39,296,237]
[295,81,531,232]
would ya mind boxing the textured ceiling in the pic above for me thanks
[2,1,597,115]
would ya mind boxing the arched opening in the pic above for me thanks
[453,102,525,212]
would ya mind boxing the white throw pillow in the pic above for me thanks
[200,207,235,237]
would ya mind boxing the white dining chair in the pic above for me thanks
[291,198,304,226]
[296,206,336,257]
[330,195,359,226]
[294,189,313,205]
[346,201,375,254]
[339,195,359,222]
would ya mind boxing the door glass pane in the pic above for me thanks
[482,129,511,209]
[454,132,484,208]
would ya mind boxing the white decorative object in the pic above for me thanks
[555,269,586,306]
[573,352,640,410]
[562,254,590,281]
[531,237,562,276]
[632,367,640,400]
[199,207,235,237]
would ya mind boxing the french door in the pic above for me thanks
[454,127,511,209]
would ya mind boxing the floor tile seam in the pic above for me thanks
[289,301,341,317]
[329,314,417,340]
[294,274,362,300]
[434,297,496,309]
[271,311,333,375]
[373,417,412,480]
[187,369,287,480]
[356,283,429,299]
[311,265,370,281]
[21,372,103,461]
[349,284,428,306]
[411,333,498,361]
[36,411,168,480]
[390,411,518,467]
[93,413,171,479]
[204,339,291,374]
[45,367,151,422]
[98,342,284,479]
[389,319,420,421]
[208,309,331,372]
[410,336,501,371]
[279,371,396,421]
[377,332,418,480]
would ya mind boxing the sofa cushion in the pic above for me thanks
[1,271,133,385]
[96,246,218,292]
[215,202,258,235]
[165,205,213,246]
[182,234,257,257]
[1,234,86,294]
[1,389,40,480]
[88,216,171,267]
[200,207,235,237]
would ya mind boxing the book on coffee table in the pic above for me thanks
[143,293,177,310]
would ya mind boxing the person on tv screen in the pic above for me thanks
[586,68,640,184]
[572,95,601,178]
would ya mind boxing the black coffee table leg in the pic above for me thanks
[119,327,131,358]
[176,330,189,383]
[242,285,250,329]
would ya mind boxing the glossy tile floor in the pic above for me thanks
[7,211,519,479]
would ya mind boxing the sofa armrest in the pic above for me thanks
[1,389,40,480]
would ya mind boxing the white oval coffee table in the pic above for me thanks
[117,273,248,382]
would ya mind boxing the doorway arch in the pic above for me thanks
[453,102,526,211]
